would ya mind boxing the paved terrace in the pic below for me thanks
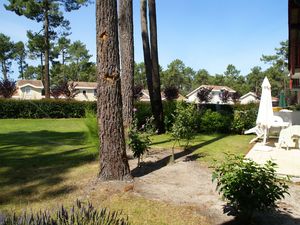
[246,142,300,182]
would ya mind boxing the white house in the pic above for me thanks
[13,80,98,101]
[138,89,186,101]
[13,80,44,100]
[186,85,236,104]
[72,81,97,101]
[239,92,259,104]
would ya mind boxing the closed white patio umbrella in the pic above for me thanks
[256,77,273,144]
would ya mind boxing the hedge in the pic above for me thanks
[0,99,96,118]
[0,99,259,134]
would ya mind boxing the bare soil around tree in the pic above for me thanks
[124,148,300,225]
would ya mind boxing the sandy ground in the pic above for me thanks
[126,148,300,225]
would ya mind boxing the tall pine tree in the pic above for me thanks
[5,0,89,98]
[96,0,131,180]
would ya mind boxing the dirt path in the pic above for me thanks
[128,148,300,225]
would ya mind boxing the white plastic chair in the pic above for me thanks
[275,125,300,150]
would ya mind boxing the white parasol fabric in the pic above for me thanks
[256,77,273,144]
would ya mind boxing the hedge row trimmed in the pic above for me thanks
[0,99,258,134]
[0,99,96,118]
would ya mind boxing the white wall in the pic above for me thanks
[240,95,258,104]
[19,86,43,99]
[74,89,96,101]
[187,91,234,104]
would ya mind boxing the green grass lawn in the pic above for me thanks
[0,119,253,224]
[150,133,254,165]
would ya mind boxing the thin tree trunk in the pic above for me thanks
[44,1,50,98]
[119,0,134,130]
[40,53,44,80]
[20,57,24,79]
[140,0,155,121]
[148,0,165,133]
[1,61,7,80]
[96,0,131,181]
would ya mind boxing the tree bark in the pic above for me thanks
[148,0,165,133]
[119,0,134,130]
[44,0,50,98]
[96,0,131,181]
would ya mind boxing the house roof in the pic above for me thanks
[240,92,258,100]
[139,89,186,101]
[17,80,44,88]
[186,85,236,97]
[71,81,97,89]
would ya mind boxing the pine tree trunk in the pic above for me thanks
[148,0,165,133]
[1,61,7,80]
[44,1,50,98]
[119,0,134,130]
[96,0,131,181]
[140,0,155,121]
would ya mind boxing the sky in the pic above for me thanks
[0,0,288,80]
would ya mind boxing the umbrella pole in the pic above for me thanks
[263,128,267,145]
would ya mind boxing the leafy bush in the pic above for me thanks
[163,86,179,101]
[134,101,177,131]
[212,154,289,221]
[219,90,231,103]
[0,200,129,225]
[128,121,151,167]
[134,102,152,128]
[196,87,213,103]
[171,103,198,161]
[231,108,257,134]
[163,101,178,131]
[0,79,16,98]
[199,109,232,133]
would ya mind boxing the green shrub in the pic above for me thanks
[134,102,152,128]
[128,122,151,167]
[170,103,198,162]
[199,109,232,133]
[0,200,129,225]
[134,101,177,132]
[231,108,257,134]
[212,154,289,221]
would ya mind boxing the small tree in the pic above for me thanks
[231,92,241,104]
[0,78,16,98]
[170,102,197,162]
[163,86,179,101]
[59,81,79,99]
[212,154,289,222]
[128,120,151,167]
[219,89,231,103]
[196,87,213,103]
[50,85,63,99]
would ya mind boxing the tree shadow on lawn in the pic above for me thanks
[218,209,300,225]
[0,130,98,205]
[131,134,227,177]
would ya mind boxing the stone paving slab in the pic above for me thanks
[246,143,300,181]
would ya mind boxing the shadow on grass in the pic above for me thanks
[0,130,98,205]
[218,209,300,225]
[131,134,227,177]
